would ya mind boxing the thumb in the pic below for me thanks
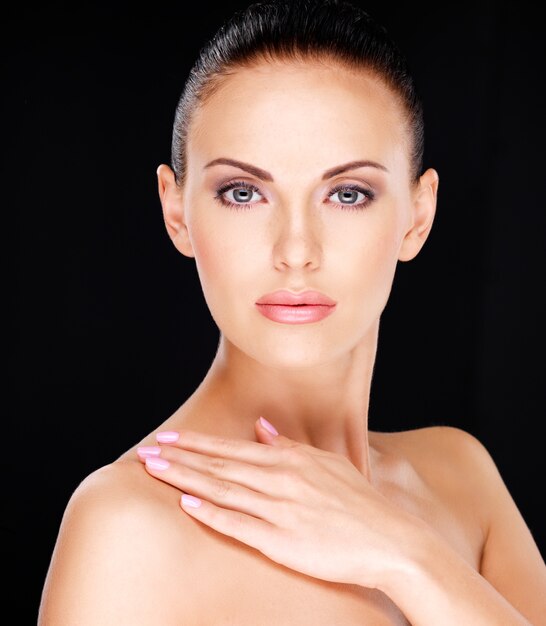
[255,416,293,446]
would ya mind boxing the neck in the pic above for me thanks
[186,318,380,480]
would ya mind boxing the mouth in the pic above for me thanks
[255,289,337,307]
[255,290,337,325]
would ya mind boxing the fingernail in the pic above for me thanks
[156,431,179,443]
[181,494,202,508]
[145,457,170,470]
[259,416,278,436]
[137,446,161,458]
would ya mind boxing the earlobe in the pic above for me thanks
[398,168,439,262]
[156,164,195,258]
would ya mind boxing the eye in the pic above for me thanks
[213,180,264,210]
[327,184,375,210]
[213,180,375,211]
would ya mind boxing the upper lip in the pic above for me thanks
[256,289,337,306]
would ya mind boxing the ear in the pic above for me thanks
[398,167,439,262]
[156,164,195,258]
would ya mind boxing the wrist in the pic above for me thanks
[369,518,532,625]
[373,516,440,597]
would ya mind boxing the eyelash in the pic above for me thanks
[213,180,376,212]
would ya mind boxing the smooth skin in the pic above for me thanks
[39,60,546,625]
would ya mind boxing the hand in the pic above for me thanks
[137,417,427,588]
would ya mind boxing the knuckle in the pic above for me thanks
[226,510,247,536]
[207,456,226,475]
[278,446,302,464]
[215,437,235,453]
[276,447,291,462]
[287,446,308,466]
[233,510,246,528]
[212,479,231,498]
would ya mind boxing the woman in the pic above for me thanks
[38,0,546,624]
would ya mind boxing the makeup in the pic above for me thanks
[255,289,337,325]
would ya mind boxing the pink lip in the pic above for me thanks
[256,289,337,306]
[255,290,337,325]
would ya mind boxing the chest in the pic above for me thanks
[172,447,483,625]
[187,539,412,625]
[178,503,480,626]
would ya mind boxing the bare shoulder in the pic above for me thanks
[374,425,546,623]
[374,423,487,458]
[372,425,495,538]
[56,458,194,547]
[60,457,183,519]
[39,459,199,625]
[372,424,494,491]
[374,424,503,487]
[375,424,535,534]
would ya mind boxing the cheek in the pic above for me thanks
[334,210,403,318]
[188,224,228,299]
[187,211,260,319]
[190,226,223,283]
[363,220,401,278]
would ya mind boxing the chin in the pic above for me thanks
[239,331,349,369]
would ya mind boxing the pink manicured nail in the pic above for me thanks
[259,416,279,436]
[145,457,170,470]
[156,431,179,443]
[181,494,202,508]
[137,446,161,458]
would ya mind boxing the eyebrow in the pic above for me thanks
[203,157,389,181]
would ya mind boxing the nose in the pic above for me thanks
[272,204,322,272]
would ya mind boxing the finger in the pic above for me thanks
[155,445,287,497]
[156,429,284,466]
[254,418,334,458]
[179,493,279,558]
[144,456,279,520]
[136,446,162,463]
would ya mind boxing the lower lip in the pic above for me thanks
[255,304,336,324]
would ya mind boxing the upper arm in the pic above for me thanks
[38,464,195,625]
[437,426,546,624]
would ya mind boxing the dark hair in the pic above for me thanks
[171,0,424,187]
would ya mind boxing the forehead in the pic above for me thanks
[188,61,407,177]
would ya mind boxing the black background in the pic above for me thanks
[7,1,546,622]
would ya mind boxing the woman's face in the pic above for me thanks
[162,61,437,369]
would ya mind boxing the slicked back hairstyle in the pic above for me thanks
[171,0,424,188]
